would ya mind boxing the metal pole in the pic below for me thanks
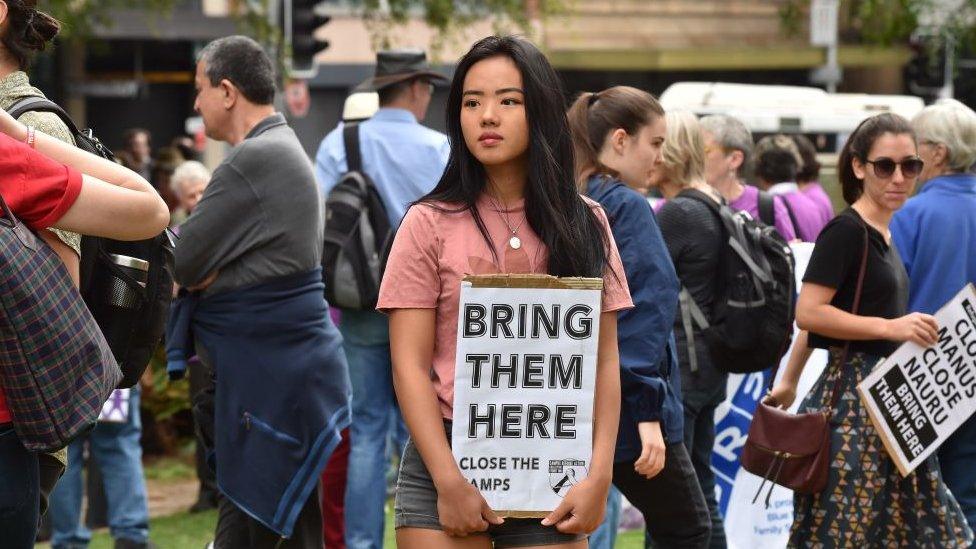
[939,33,955,99]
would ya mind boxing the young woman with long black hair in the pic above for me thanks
[377,36,632,549]
[768,113,972,547]
[568,86,711,548]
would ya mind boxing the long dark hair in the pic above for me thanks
[567,86,664,185]
[838,113,914,204]
[421,35,608,278]
[1,1,60,71]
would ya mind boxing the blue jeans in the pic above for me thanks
[49,388,149,548]
[341,310,407,549]
[589,485,622,549]
[0,423,39,548]
[940,414,976,548]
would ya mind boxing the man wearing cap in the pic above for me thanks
[314,49,449,549]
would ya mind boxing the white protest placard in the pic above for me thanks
[452,275,603,516]
[858,283,976,476]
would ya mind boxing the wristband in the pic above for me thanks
[25,125,36,149]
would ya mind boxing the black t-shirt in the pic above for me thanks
[803,208,909,357]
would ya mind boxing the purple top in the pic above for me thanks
[800,182,835,226]
[769,183,827,242]
[729,185,797,241]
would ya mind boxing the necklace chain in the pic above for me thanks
[485,191,525,250]
[486,193,525,236]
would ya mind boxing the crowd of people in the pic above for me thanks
[2,2,976,548]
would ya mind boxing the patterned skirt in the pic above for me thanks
[789,350,974,548]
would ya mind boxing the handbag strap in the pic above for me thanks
[0,190,17,228]
[825,219,870,410]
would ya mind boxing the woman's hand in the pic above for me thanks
[634,421,666,479]
[883,313,939,347]
[541,475,609,534]
[766,381,797,410]
[435,475,503,537]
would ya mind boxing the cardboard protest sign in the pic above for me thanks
[452,274,603,516]
[858,284,976,476]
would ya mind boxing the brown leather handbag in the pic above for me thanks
[741,222,869,506]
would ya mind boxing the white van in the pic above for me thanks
[659,82,925,153]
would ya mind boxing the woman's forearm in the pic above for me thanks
[590,312,621,481]
[796,303,888,341]
[389,310,465,489]
[54,174,169,241]
[780,330,813,386]
[19,124,154,194]
[394,360,465,488]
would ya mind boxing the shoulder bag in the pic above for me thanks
[740,221,869,505]
[0,192,121,452]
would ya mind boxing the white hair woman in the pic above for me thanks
[890,100,976,534]
[171,160,211,217]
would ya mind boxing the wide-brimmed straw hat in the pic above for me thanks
[354,49,449,92]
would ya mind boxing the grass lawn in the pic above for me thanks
[77,507,646,548]
[62,454,644,547]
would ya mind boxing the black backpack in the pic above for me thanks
[678,189,796,374]
[321,122,393,310]
[8,97,175,388]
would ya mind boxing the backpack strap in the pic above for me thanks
[674,189,725,375]
[678,287,710,373]
[6,96,81,134]
[343,122,363,173]
[779,196,801,240]
[679,187,723,217]
[757,190,775,227]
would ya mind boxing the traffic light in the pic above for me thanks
[287,0,330,78]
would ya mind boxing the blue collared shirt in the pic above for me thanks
[891,173,976,314]
[314,108,450,227]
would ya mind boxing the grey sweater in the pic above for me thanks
[174,114,323,295]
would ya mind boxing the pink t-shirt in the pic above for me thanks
[377,193,633,419]
[800,182,835,226]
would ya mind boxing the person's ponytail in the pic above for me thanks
[2,1,61,71]
[567,92,602,187]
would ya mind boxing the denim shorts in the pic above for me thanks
[394,421,586,547]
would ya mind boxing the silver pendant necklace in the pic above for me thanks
[487,193,525,250]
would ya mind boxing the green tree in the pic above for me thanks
[43,0,179,38]
[780,0,976,48]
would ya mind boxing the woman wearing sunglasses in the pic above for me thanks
[768,113,972,547]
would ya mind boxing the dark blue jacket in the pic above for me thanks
[166,269,351,537]
[587,176,684,459]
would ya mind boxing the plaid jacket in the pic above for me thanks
[0,195,120,452]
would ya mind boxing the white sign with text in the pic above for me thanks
[452,277,602,514]
[859,284,976,476]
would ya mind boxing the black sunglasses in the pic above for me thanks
[863,157,924,179]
